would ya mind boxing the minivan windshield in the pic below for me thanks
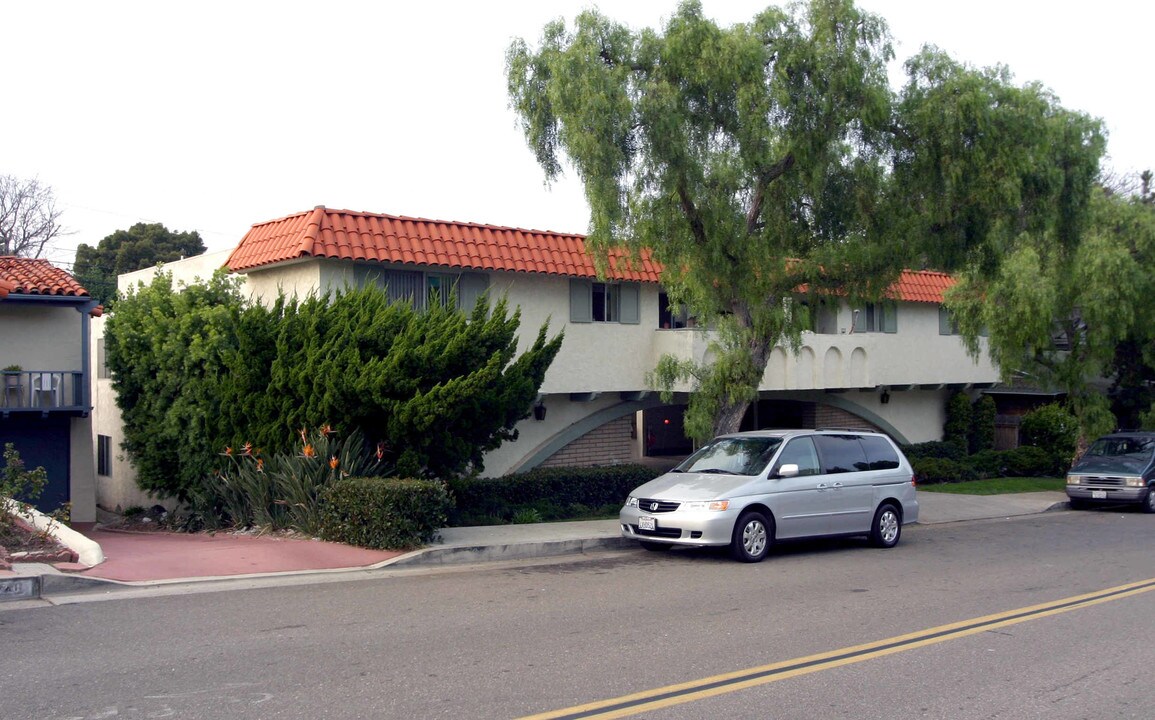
[1076,436,1155,473]
[674,436,783,476]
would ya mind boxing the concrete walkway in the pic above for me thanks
[0,491,1069,601]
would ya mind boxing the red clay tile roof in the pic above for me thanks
[225,207,660,282]
[888,269,955,304]
[0,256,90,298]
[225,207,953,302]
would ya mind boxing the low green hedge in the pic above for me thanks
[911,456,978,485]
[448,464,663,527]
[902,441,967,460]
[912,446,1063,485]
[318,476,451,549]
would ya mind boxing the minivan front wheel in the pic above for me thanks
[1142,486,1155,514]
[869,503,902,548]
[730,511,772,563]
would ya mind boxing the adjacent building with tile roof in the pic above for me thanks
[1,256,101,521]
[93,206,999,509]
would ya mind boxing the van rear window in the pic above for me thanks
[815,434,899,472]
[859,436,900,470]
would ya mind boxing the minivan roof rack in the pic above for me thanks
[815,427,875,433]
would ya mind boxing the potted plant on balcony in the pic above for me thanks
[2,364,20,385]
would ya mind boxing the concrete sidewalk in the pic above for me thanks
[1,491,1069,601]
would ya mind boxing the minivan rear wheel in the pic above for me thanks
[869,503,902,548]
[730,511,772,563]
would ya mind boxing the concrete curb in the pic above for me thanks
[3,499,105,566]
[388,535,635,566]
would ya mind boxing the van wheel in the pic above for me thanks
[869,503,902,548]
[730,511,772,563]
[1142,487,1155,514]
[639,541,671,552]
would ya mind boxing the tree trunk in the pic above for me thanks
[710,310,776,436]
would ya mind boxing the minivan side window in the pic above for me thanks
[814,435,869,473]
[859,436,900,470]
[774,437,821,476]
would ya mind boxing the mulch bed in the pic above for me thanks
[0,515,76,569]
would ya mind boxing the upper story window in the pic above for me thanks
[97,338,110,379]
[657,291,691,329]
[356,266,489,314]
[810,304,839,334]
[939,306,988,337]
[570,280,640,324]
[853,302,897,334]
[938,306,960,335]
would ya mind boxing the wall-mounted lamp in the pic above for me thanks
[533,401,547,421]
[880,388,891,405]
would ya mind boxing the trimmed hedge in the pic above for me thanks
[913,446,1062,485]
[911,456,978,484]
[449,464,664,526]
[902,441,967,461]
[318,476,451,549]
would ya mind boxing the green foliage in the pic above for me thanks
[509,1,1103,440]
[448,464,662,526]
[317,477,451,549]
[1020,403,1079,466]
[73,222,206,307]
[1002,446,1059,477]
[1,443,48,537]
[969,395,998,453]
[963,446,1057,479]
[197,427,389,534]
[261,288,563,479]
[948,178,1155,440]
[901,440,966,460]
[943,392,972,451]
[105,272,562,504]
[911,456,977,485]
[104,270,262,500]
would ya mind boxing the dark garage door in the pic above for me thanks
[0,415,71,513]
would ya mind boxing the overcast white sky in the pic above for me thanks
[5,1,1152,269]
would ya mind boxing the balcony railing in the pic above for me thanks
[0,370,85,413]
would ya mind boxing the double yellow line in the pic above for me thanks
[519,577,1155,720]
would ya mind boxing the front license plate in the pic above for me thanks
[1092,490,1107,499]
[638,516,656,531]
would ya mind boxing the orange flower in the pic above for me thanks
[299,427,308,443]
[319,423,333,437]
[329,456,339,470]
[375,442,386,461]
[302,443,316,458]
[256,458,265,472]
[223,446,233,456]
[241,442,253,456]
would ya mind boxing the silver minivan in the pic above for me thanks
[620,429,919,562]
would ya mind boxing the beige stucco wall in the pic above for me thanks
[93,251,1000,485]
[89,315,181,513]
[0,304,83,372]
[118,248,235,294]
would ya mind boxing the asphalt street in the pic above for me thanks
[4,507,1154,719]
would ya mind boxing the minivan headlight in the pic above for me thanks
[1125,477,1145,488]
[1066,475,1080,485]
[625,496,639,508]
[681,500,730,511]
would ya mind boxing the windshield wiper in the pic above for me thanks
[696,468,739,475]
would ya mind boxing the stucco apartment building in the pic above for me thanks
[1,257,101,520]
[91,206,999,513]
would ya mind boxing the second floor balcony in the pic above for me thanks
[1,370,86,416]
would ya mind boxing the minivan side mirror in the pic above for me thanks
[776,463,800,478]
